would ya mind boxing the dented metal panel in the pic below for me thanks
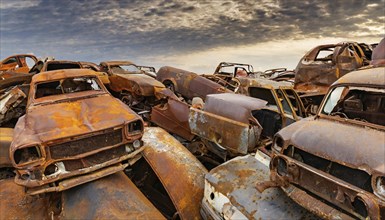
[157,66,230,101]
[202,153,318,219]
[60,171,165,220]
[189,107,261,155]
[141,127,207,220]
[151,98,194,141]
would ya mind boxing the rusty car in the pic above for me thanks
[99,61,165,113]
[294,41,369,114]
[0,54,38,73]
[201,150,317,219]
[156,66,231,102]
[9,69,145,195]
[267,67,385,219]
[188,87,305,164]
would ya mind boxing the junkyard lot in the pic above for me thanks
[0,39,380,217]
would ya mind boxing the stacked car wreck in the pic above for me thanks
[0,38,383,219]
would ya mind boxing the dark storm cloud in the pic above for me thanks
[0,0,383,62]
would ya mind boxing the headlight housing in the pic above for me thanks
[126,120,143,136]
[373,176,385,200]
[273,135,284,153]
[13,145,43,167]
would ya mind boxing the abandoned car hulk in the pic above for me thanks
[9,69,145,195]
[100,61,165,113]
[294,42,369,114]
[268,67,385,219]
[0,54,38,73]
[156,66,231,102]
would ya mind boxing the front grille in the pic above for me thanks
[49,129,123,159]
[62,145,127,171]
[284,146,373,193]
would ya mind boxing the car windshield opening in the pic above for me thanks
[322,86,385,126]
[35,76,102,99]
[110,65,142,74]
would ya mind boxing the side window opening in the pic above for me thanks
[315,47,334,62]
[3,57,17,65]
[276,89,294,117]
[35,81,62,98]
[283,89,303,117]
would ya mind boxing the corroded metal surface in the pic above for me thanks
[142,127,207,220]
[100,60,165,97]
[203,93,267,124]
[0,178,51,219]
[270,67,385,219]
[10,69,144,194]
[156,66,230,100]
[151,97,194,141]
[294,42,366,94]
[60,171,165,220]
[203,153,317,219]
[0,54,38,73]
[189,107,261,155]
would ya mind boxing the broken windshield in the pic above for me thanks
[321,85,385,126]
[35,76,102,99]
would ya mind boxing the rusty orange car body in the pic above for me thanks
[100,61,165,111]
[10,69,144,195]
[156,66,230,101]
[269,67,385,219]
[0,54,38,73]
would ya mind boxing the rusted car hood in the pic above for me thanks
[278,118,385,174]
[12,94,139,147]
[117,74,164,88]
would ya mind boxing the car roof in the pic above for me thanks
[100,61,135,66]
[334,67,385,86]
[32,69,98,83]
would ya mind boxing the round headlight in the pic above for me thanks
[13,145,42,167]
[374,176,385,200]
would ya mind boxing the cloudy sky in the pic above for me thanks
[0,0,384,73]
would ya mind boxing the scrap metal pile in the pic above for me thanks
[0,39,384,219]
